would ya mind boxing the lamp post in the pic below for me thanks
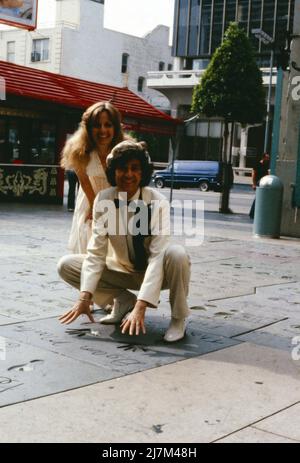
[252,28,274,153]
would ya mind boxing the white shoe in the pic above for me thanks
[163,318,186,342]
[99,291,137,325]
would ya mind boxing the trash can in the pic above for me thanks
[253,175,284,238]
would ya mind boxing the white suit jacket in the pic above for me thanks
[80,186,170,307]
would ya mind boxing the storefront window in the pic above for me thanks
[0,117,57,165]
[30,121,56,165]
[8,120,24,164]
[0,119,6,162]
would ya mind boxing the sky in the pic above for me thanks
[104,0,174,39]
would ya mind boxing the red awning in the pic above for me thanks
[0,60,180,135]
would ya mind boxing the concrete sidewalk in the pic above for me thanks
[0,202,300,443]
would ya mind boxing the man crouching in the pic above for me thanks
[58,140,190,342]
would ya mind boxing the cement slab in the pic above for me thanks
[0,314,240,377]
[187,282,300,346]
[0,336,115,407]
[236,318,300,352]
[254,403,300,442]
[0,315,19,326]
[191,281,300,321]
[216,427,299,443]
[0,343,299,442]
[189,259,289,301]
[0,289,76,320]
[187,298,287,338]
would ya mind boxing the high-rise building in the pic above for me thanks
[148,0,296,166]
[172,0,295,68]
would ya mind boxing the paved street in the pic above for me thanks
[156,184,253,213]
[0,185,300,443]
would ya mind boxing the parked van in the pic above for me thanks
[152,160,222,192]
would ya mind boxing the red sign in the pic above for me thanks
[0,0,38,30]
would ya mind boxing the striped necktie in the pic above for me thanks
[114,194,151,271]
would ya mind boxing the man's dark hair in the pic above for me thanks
[106,149,154,187]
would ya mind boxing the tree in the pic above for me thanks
[192,22,265,213]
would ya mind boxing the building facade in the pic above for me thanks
[148,0,296,166]
[0,0,172,111]
[274,0,300,237]
[173,0,295,68]
[0,59,179,204]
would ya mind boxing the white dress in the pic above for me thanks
[68,151,110,254]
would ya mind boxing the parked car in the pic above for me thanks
[152,160,222,192]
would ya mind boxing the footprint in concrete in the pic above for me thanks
[8,359,44,372]
[205,419,221,425]
[214,312,231,318]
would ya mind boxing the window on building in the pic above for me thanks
[260,0,277,53]
[188,0,200,56]
[237,0,250,33]
[262,0,277,49]
[121,53,129,73]
[158,61,165,71]
[184,119,223,161]
[6,41,15,63]
[137,77,144,92]
[183,57,193,70]
[193,58,209,70]
[276,0,291,48]
[199,0,212,55]
[177,0,189,56]
[224,0,237,30]
[31,39,50,62]
[30,121,56,165]
[167,63,173,71]
[249,0,263,49]
[211,0,224,52]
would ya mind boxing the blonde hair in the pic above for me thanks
[60,101,125,172]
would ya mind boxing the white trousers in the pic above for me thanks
[57,244,191,319]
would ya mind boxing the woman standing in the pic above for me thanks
[61,101,125,253]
